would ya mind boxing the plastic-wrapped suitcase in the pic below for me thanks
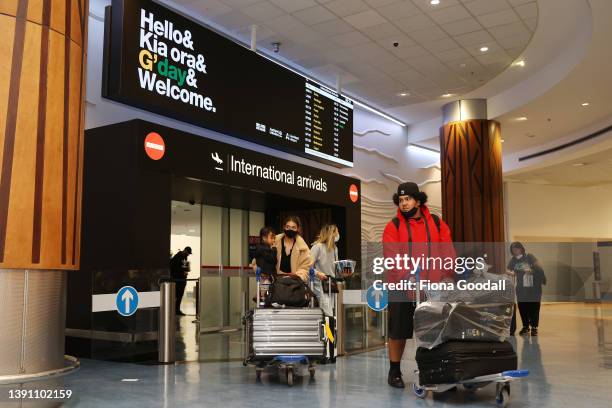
[414,302,513,348]
[415,340,517,385]
[245,308,326,361]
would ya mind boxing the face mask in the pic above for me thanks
[514,254,523,259]
[284,229,297,239]
[402,207,418,218]
[334,234,340,243]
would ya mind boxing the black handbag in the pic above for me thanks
[322,279,339,294]
[267,276,314,307]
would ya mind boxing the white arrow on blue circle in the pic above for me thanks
[121,289,134,314]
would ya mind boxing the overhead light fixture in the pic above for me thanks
[516,116,528,121]
[353,100,406,127]
[442,93,453,98]
[430,0,441,5]
[480,46,489,52]
[513,60,526,67]
[581,102,590,106]
[398,91,410,97]
[501,139,505,143]
[459,63,467,68]
[572,163,585,167]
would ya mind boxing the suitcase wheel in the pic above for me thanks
[309,366,315,379]
[495,384,510,407]
[462,383,476,393]
[286,367,294,386]
[412,383,427,399]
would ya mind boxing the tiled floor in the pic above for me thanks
[4,303,612,407]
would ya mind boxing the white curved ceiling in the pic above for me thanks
[168,0,536,109]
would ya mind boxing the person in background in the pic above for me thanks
[253,226,277,304]
[311,224,339,316]
[507,242,547,336]
[170,246,192,315]
[382,182,455,388]
[274,216,312,282]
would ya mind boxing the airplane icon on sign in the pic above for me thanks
[211,152,224,171]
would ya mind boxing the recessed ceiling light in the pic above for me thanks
[501,139,505,143]
[398,91,410,97]
[513,60,526,67]
[442,93,453,98]
[572,163,585,167]
[459,63,467,68]
[480,46,489,52]
[581,102,590,106]
[430,0,441,5]
[516,117,528,121]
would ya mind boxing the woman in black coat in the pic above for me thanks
[507,242,547,336]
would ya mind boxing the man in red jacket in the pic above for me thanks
[383,182,455,388]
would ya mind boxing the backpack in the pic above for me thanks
[392,213,441,235]
[267,275,315,307]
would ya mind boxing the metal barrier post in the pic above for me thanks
[336,281,345,356]
[159,281,176,363]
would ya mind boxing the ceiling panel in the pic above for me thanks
[442,17,483,36]
[343,9,388,29]
[462,0,510,16]
[377,1,421,21]
[293,6,337,25]
[269,0,318,13]
[428,4,472,24]
[477,9,520,28]
[324,0,371,17]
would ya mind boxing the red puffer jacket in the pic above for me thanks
[382,205,456,288]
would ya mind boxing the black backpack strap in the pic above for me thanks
[431,214,441,233]
[392,217,400,230]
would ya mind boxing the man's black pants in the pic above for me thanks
[175,281,187,312]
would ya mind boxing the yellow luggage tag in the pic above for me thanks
[324,322,335,344]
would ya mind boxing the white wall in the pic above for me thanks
[506,182,612,241]
[506,182,612,301]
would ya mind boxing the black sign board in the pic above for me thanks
[134,121,360,208]
[103,0,354,167]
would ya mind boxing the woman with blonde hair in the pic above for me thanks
[311,224,340,316]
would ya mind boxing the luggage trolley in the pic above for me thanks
[411,270,530,407]
[243,268,326,386]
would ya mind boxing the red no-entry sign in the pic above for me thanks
[349,184,359,203]
[144,132,165,160]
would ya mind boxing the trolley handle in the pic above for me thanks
[256,267,261,308]
[502,370,530,378]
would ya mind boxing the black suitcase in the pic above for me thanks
[416,341,517,385]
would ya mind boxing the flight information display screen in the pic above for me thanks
[103,0,354,167]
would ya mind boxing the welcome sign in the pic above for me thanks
[103,0,354,168]
[137,9,215,112]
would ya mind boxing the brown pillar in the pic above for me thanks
[0,0,88,378]
[440,100,505,272]
[0,0,88,270]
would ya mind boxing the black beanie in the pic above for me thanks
[393,182,428,206]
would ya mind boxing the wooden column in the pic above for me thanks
[0,0,88,270]
[440,118,505,271]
